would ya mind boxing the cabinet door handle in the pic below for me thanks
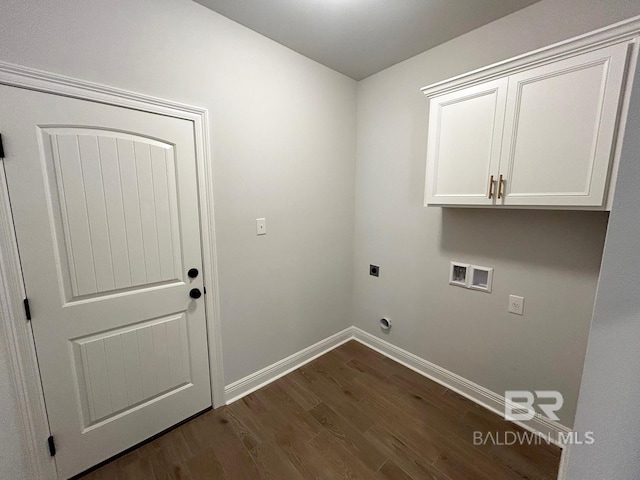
[488,175,495,199]
[498,174,505,199]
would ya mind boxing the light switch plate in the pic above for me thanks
[509,295,524,315]
[256,218,266,235]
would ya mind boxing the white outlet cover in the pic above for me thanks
[509,295,524,315]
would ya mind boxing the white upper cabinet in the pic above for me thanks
[426,78,507,205]
[422,23,639,210]
[500,43,628,207]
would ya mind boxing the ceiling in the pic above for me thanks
[194,0,541,80]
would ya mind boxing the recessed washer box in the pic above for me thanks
[449,262,470,288]
[469,265,493,293]
[449,262,493,293]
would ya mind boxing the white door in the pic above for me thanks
[1,85,212,478]
[499,42,629,207]
[425,78,508,206]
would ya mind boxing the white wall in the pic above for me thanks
[0,0,356,476]
[0,0,357,387]
[564,44,640,480]
[353,0,640,427]
[3,0,640,477]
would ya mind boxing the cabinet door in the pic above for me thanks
[425,78,507,206]
[499,42,629,207]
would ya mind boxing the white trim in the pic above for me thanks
[421,15,640,97]
[0,162,57,479]
[0,62,207,118]
[352,327,572,448]
[0,60,225,478]
[191,108,226,409]
[224,327,353,405]
[557,444,571,480]
[224,325,571,449]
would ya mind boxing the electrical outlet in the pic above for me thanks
[370,264,379,277]
[509,295,524,315]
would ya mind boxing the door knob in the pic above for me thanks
[189,288,202,299]
[188,268,199,278]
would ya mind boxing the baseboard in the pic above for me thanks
[352,327,572,448]
[224,325,571,448]
[224,327,353,404]
[557,444,571,479]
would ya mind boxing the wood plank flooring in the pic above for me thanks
[81,340,561,480]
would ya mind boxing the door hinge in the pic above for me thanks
[0,133,4,158]
[23,298,31,321]
[47,436,56,457]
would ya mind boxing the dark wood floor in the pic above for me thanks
[82,340,561,480]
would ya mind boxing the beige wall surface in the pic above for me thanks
[2,0,640,477]
[566,40,640,480]
[0,1,356,477]
[0,0,358,386]
[353,0,640,428]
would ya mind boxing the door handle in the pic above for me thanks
[498,174,505,199]
[189,288,202,299]
[188,268,199,279]
[488,175,495,199]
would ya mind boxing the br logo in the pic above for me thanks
[504,391,563,421]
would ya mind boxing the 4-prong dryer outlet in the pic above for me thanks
[370,264,380,277]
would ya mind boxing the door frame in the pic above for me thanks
[0,60,225,479]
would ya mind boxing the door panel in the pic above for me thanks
[42,128,184,300]
[500,42,629,206]
[71,312,190,427]
[1,85,211,478]
[425,78,507,205]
